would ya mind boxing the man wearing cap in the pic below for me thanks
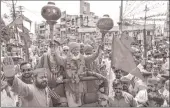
[108,79,137,107]
[53,42,102,107]
[3,56,52,107]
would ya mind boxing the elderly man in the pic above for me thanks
[108,79,137,107]
[53,42,102,107]
[3,56,52,107]
[62,46,69,59]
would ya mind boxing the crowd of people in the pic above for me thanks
[1,34,169,107]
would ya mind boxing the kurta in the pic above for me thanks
[11,76,52,107]
[54,50,100,107]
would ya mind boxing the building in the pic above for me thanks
[164,1,169,38]
[35,21,60,47]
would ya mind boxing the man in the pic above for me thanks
[83,44,100,105]
[114,69,124,79]
[18,62,33,84]
[53,42,102,107]
[3,56,52,107]
[162,80,169,106]
[120,76,131,93]
[152,65,161,79]
[62,46,69,59]
[108,79,137,107]
[37,40,63,106]
[144,92,165,107]
[16,62,33,106]
[80,43,85,55]
[135,77,160,107]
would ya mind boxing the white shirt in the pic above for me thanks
[135,89,148,104]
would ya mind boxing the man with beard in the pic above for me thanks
[53,42,102,107]
[3,56,52,107]
[37,40,63,106]
[108,79,137,107]
[135,77,160,107]
[18,62,33,84]
[62,46,69,59]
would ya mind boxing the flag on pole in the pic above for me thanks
[111,36,145,81]
[120,32,135,51]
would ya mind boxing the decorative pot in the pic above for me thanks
[41,2,61,21]
[96,14,114,32]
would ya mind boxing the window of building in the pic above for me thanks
[147,31,150,35]
[40,25,45,28]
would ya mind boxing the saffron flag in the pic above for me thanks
[111,36,145,81]
[120,33,135,51]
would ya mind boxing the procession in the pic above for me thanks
[1,0,169,107]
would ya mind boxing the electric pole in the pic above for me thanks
[152,19,156,50]
[143,5,149,69]
[119,0,123,37]
[18,5,29,62]
[12,0,16,21]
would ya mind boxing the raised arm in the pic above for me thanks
[53,50,65,67]
[9,76,33,97]
[36,54,45,68]
[3,56,33,98]
[85,45,102,64]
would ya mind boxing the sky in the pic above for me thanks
[1,1,168,33]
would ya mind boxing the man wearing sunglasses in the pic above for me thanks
[108,79,137,107]
[19,62,33,84]
[62,46,69,58]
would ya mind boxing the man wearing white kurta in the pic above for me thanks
[3,56,52,107]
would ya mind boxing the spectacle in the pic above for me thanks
[22,69,31,72]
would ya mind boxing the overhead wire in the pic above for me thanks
[124,1,148,18]
[123,1,136,16]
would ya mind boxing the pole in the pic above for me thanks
[19,6,29,61]
[119,0,123,37]
[143,5,149,69]
[132,15,135,38]
[12,0,16,21]
[152,19,156,49]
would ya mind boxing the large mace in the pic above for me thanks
[41,2,61,40]
[96,14,114,50]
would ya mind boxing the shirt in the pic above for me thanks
[135,89,148,104]
[108,91,137,107]
[11,76,52,107]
